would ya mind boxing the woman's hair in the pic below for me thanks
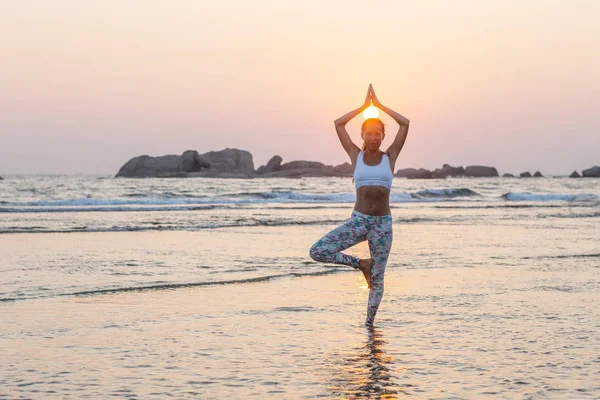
[361,118,385,151]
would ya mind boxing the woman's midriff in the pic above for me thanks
[354,186,391,216]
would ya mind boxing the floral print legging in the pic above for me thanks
[309,210,393,326]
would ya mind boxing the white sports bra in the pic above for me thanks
[354,151,393,190]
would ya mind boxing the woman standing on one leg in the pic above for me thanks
[309,85,410,326]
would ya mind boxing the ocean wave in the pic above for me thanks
[9,197,215,207]
[0,216,436,234]
[1,188,482,211]
[414,188,480,198]
[1,269,342,302]
[502,192,598,202]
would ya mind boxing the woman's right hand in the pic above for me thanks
[362,84,373,110]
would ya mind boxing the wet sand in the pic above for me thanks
[2,262,599,398]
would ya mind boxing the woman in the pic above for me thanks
[309,84,410,326]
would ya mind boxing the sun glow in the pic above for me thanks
[363,104,379,119]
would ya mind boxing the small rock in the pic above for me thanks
[533,171,543,177]
[503,173,515,178]
[520,172,532,178]
[569,171,581,178]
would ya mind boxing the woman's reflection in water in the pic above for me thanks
[327,327,406,398]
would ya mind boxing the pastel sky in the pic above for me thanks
[1,0,599,175]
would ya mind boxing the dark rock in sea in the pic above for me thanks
[116,154,181,178]
[257,156,283,174]
[279,160,326,171]
[503,173,515,178]
[261,168,338,178]
[432,164,466,179]
[116,148,253,178]
[569,171,581,178]
[520,171,532,178]
[395,168,433,179]
[179,150,210,173]
[0,176,3,180]
[533,171,543,177]
[395,168,418,178]
[465,166,499,177]
[582,166,600,177]
[200,148,254,172]
[333,162,354,175]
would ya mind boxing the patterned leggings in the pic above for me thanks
[309,210,393,326]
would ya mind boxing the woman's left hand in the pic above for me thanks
[370,85,382,108]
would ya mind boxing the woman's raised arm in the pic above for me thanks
[334,85,372,161]
[371,87,410,162]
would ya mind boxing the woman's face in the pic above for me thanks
[362,121,384,151]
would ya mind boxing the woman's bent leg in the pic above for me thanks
[309,216,367,269]
[365,217,393,326]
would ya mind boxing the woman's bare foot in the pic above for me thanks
[358,258,373,288]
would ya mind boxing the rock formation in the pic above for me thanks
[569,171,581,178]
[465,166,499,177]
[117,147,570,180]
[520,172,532,178]
[533,171,543,177]
[333,162,353,175]
[116,148,253,178]
[432,164,466,179]
[395,168,433,179]
[256,156,283,174]
[582,166,600,177]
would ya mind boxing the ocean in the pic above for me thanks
[1,175,599,398]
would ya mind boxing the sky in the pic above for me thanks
[1,0,599,175]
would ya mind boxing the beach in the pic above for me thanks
[1,176,599,398]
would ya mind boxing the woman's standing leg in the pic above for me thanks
[309,212,368,269]
[365,216,393,326]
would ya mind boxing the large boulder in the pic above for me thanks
[116,154,182,178]
[200,148,254,172]
[533,171,543,177]
[257,156,283,174]
[409,169,434,179]
[333,162,354,175]
[178,150,210,173]
[465,165,499,177]
[569,171,581,178]
[432,164,466,179]
[520,171,532,178]
[396,168,433,179]
[582,166,600,177]
[116,148,253,178]
[395,168,418,178]
[279,160,326,171]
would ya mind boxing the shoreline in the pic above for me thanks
[2,267,598,398]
